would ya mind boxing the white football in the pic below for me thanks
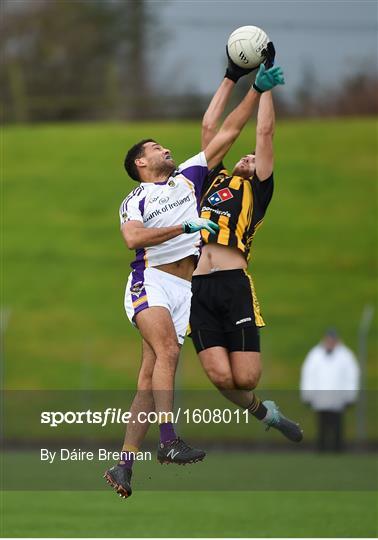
[227,25,269,69]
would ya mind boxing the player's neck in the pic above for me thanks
[142,173,169,184]
[140,165,174,184]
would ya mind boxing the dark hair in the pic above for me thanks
[124,139,156,181]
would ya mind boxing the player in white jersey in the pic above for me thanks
[120,151,215,336]
[104,61,285,499]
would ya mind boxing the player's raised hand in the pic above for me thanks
[224,45,256,83]
[182,218,220,235]
[253,64,285,93]
[262,41,276,69]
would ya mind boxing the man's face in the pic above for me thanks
[232,153,256,179]
[136,141,176,179]
[323,336,338,353]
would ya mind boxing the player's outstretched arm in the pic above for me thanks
[201,78,234,150]
[204,64,284,170]
[202,47,255,150]
[204,89,260,170]
[122,219,219,250]
[255,90,275,181]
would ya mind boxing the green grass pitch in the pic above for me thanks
[2,489,377,537]
[1,452,377,537]
[2,118,377,390]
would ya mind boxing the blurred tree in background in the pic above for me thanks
[295,64,378,117]
[325,73,378,116]
[0,0,165,122]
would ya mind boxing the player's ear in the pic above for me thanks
[135,157,147,169]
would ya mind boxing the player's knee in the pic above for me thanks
[156,341,180,369]
[137,371,153,391]
[207,368,234,390]
[165,341,180,361]
[233,368,261,390]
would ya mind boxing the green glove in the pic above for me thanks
[182,218,219,234]
[253,64,285,93]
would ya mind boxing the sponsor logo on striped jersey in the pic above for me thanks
[208,188,233,206]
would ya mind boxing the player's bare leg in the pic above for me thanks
[123,339,156,448]
[199,347,261,408]
[135,307,180,415]
[104,339,156,498]
[136,306,206,464]
[199,346,253,407]
[230,351,262,390]
[200,347,303,442]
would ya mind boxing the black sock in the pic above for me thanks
[247,394,267,420]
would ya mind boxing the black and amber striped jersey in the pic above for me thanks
[200,162,273,261]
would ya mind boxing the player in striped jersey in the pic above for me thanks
[190,43,303,443]
[104,59,286,498]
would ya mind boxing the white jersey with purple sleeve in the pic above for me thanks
[119,152,208,275]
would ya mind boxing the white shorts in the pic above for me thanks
[124,267,192,345]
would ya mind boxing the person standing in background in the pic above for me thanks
[300,329,360,452]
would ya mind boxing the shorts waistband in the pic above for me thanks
[148,266,192,288]
[192,269,248,280]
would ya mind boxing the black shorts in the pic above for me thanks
[189,269,265,353]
